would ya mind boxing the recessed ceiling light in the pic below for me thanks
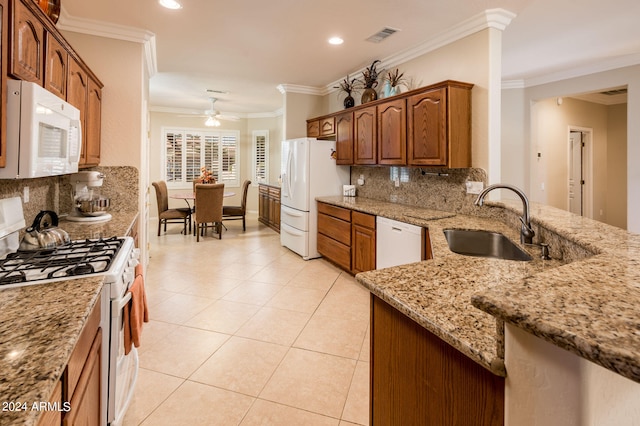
[159,0,182,10]
[328,37,344,45]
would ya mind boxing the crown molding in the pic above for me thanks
[517,52,640,88]
[502,80,525,90]
[57,7,158,77]
[324,8,517,94]
[277,84,328,96]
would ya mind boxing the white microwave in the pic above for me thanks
[0,80,81,179]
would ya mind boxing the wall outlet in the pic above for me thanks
[23,186,29,203]
[357,175,365,186]
[394,177,400,187]
[465,181,483,195]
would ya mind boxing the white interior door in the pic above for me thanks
[569,131,583,215]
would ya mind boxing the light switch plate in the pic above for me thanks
[466,181,484,195]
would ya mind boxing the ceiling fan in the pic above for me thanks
[179,97,240,126]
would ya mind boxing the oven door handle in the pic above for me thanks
[112,291,132,316]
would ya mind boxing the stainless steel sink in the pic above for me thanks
[443,229,532,261]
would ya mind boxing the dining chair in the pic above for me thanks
[223,179,251,231]
[152,181,191,236]
[194,183,225,241]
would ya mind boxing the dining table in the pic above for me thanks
[170,191,236,211]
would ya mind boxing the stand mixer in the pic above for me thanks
[68,171,112,222]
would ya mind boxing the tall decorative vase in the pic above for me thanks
[361,88,377,104]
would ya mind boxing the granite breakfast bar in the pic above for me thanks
[317,195,640,423]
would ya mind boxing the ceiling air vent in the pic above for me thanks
[600,88,627,96]
[366,27,399,43]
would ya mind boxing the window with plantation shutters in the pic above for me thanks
[252,130,269,184]
[163,128,240,188]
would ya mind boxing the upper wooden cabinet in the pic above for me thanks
[307,119,320,137]
[354,106,377,165]
[377,98,406,165]
[308,80,473,168]
[67,58,101,167]
[44,32,67,99]
[407,84,472,168]
[85,78,102,166]
[6,0,103,168]
[334,111,353,165]
[0,0,9,168]
[10,0,44,84]
[306,116,336,139]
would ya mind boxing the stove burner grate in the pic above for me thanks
[0,236,125,284]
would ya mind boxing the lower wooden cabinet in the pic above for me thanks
[62,295,102,426]
[37,380,62,426]
[258,184,280,233]
[370,295,504,425]
[317,202,376,274]
[317,202,351,271]
[351,211,375,273]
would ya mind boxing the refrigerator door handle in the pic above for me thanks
[286,147,294,200]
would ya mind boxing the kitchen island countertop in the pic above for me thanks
[0,211,138,426]
[317,196,640,384]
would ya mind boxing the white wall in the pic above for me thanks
[148,112,282,218]
[505,324,640,426]
[502,65,640,232]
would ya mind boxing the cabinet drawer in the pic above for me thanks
[317,202,351,222]
[318,213,350,246]
[268,187,280,198]
[352,211,375,229]
[65,294,101,396]
[317,233,350,271]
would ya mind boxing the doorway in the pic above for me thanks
[568,127,593,218]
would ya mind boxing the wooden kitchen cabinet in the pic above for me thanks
[306,116,336,138]
[305,80,473,168]
[407,82,472,168]
[351,211,376,273]
[61,294,102,426]
[306,119,320,137]
[0,0,8,168]
[377,98,406,165]
[317,201,351,271]
[7,0,103,168]
[319,116,335,137]
[85,78,102,166]
[44,32,67,99]
[67,58,102,167]
[370,295,504,425]
[38,380,62,426]
[258,184,280,233]
[10,0,45,84]
[334,111,353,165]
[354,106,377,165]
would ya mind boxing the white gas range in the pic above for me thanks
[0,197,140,426]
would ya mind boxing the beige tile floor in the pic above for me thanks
[123,213,370,426]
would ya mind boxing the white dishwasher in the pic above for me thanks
[376,217,424,269]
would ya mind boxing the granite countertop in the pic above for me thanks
[317,196,640,384]
[0,211,138,426]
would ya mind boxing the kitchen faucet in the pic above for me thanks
[474,184,535,244]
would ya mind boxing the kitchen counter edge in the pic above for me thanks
[316,196,640,384]
[0,211,138,425]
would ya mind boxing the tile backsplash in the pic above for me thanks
[350,166,487,214]
[0,166,139,227]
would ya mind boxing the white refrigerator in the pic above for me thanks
[280,138,350,259]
